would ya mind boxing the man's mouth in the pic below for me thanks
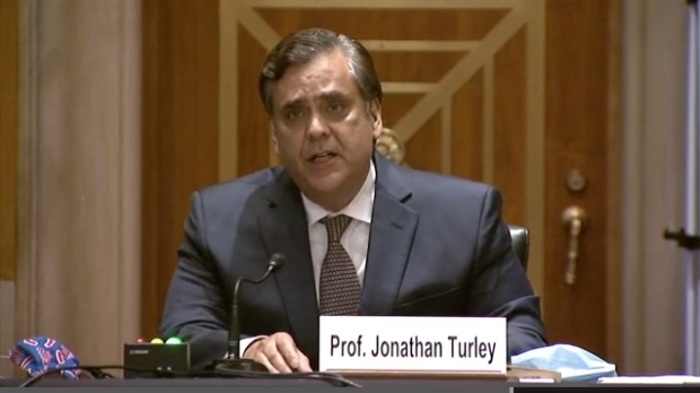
[308,152,337,163]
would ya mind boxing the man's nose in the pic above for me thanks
[306,113,329,138]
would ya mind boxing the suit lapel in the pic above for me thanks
[257,170,319,353]
[360,154,418,315]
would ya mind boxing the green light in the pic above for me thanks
[165,337,183,345]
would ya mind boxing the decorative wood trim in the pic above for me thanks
[234,1,526,172]
[605,0,623,373]
[237,2,280,51]
[117,0,143,348]
[242,0,515,9]
[140,0,161,341]
[15,0,39,340]
[523,0,546,301]
[360,40,479,52]
[483,58,494,185]
[219,0,239,181]
[391,8,525,142]
[620,0,645,373]
[0,0,18,282]
[441,101,452,174]
[382,82,436,94]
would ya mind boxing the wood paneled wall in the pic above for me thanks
[140,1,621,363]
[141,0,221,338]
[1,0,19,282]
[543,0,621,362]
[219,0,549,313]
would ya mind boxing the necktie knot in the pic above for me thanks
[321,214,352,243]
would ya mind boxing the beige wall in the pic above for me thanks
[10,0,142,372]
[0,281,15,377]
[622,0,689,375]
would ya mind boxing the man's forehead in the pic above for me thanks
[272,53,359,107]
[274,71,359,106]
[280,49,350,80]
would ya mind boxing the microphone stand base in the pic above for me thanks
[210,358,269,374]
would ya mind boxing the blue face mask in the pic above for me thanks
[511,344,618,382]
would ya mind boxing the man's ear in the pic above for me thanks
[269,121,279,154]
[369,100,383,139]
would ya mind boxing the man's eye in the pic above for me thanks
[286,110,304,120]
[327,102,343,112]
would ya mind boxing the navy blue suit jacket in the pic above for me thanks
[160,152,547,370]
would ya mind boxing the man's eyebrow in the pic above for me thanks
[319,91,347,101]
[279,91,349,111]
[280,98,304,111]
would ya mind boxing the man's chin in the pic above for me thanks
[298,173,349,203]
[306,176,345,195]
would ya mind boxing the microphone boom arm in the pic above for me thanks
[210,253,285,375]
[227,267,276,361]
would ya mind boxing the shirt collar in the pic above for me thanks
[301,160,376,226]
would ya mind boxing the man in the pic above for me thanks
[160,27,547,373]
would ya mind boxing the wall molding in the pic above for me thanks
[16,0,39,344]
[15,0,142,367]
[621,0,688,374]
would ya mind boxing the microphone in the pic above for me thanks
[211,252,285,373]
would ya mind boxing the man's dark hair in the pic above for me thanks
[258,27,383,116]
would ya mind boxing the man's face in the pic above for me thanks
[269,49,382,210]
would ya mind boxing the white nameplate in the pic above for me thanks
[318,316,506,374]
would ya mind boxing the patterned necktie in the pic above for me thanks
[319,214,362,315]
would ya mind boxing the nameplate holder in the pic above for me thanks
[319,316,507,377]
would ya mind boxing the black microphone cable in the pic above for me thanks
[17,364,362,387]
[212,367,363,387]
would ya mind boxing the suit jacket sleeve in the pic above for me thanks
[159,191,238,369]
[466,187,548,358]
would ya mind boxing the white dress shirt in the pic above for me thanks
[239,160,376,356]
[301,160,375,301]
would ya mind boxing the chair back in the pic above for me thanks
[508,225,529,271]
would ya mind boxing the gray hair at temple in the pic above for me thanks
[258,27,383,117]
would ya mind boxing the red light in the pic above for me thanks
[135,338,146,343]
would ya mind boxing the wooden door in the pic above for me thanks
[143,0,621,368]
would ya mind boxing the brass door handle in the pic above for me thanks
[562,206,588,285]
